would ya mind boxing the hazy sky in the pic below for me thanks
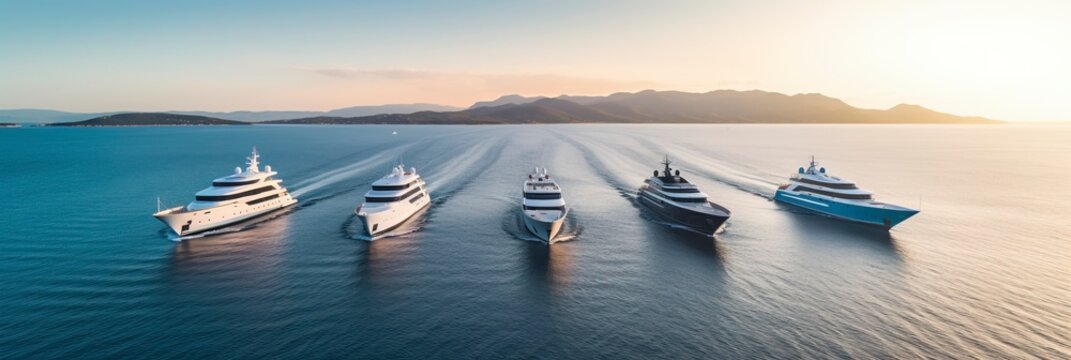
[1,0,1068,120]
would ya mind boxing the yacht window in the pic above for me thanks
[196,186,275,201]
[366,187,422,202]
[795,178,858,190]
[212,179,261,187]
[408,192,425,204]
[372,183,411,191]
[524,205,565,211]
[661,187,700,193]
[795,185,872,199]
[669,196,708,203]
[524,193,562,200]
[247,194,280,205]
[659,176,690,184]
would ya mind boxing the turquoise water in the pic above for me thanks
[1,124,1069,358]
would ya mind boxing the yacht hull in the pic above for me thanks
[154,197,297,238]
[774,190,918,228]
[522,212,565,243]
[639,190,730,235]
[356,194,431,238]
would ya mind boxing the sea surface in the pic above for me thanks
[1,124,1069,359]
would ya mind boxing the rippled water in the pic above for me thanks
[1,124,1069,358]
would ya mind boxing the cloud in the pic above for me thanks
[294,66,662,106]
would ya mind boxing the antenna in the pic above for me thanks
[661,155,673,175]
[246,146,260,173]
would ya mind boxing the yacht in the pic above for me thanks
[638,157,731,235]
[774,157,919,228]
[153,148,297,237]
[521,168,568,243]
[355,164,430,237]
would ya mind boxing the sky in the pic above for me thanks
[1,0,1068,121]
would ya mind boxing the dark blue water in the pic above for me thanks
[2,125,1069,358]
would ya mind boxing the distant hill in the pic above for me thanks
[174,103,462,122]
[323,103,462,117]
[469,95,547,108]
[48,113,249,126]
[1,103,461,123]
[0,122,19,128]
[0,109,117,124]
[273,90,999,125]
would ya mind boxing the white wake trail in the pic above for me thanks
[652,141,779,187]
[613,135,781,198]
[290,145,413,198]
[571,136,652,191]
[423,138,498,194]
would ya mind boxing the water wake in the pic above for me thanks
[290,145,413,198]
[423,137,504,199]
[559,134,643,200]
[624,135,779,199]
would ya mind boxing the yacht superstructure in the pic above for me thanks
[355,164,430,237]
[638,157,731,236]
[521,168,568,243]
[153,148,297,237]
[774,157,918,228]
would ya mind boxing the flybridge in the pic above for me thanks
[372,164,420,186]
[653,156,691,184]
[525,168,560,192]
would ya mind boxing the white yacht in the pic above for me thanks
[521,168,568,243]
[154,148,297,237]
[355,164,431,237]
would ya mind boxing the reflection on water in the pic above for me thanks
[777,202,904,262]
[353,224,419,287]
[161,213,292,330]
[168,211,291,273]
[523,240,573,295]
[643,218,728,277]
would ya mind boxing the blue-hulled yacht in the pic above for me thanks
[774,157,918,229]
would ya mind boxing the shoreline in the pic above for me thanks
[36,121,1009,128]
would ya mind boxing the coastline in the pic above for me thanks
[37,121,1007,128]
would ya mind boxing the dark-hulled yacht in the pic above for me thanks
[638,157,731,235]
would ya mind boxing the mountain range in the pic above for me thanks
[23,89,998,126]
[269,90,997,125]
